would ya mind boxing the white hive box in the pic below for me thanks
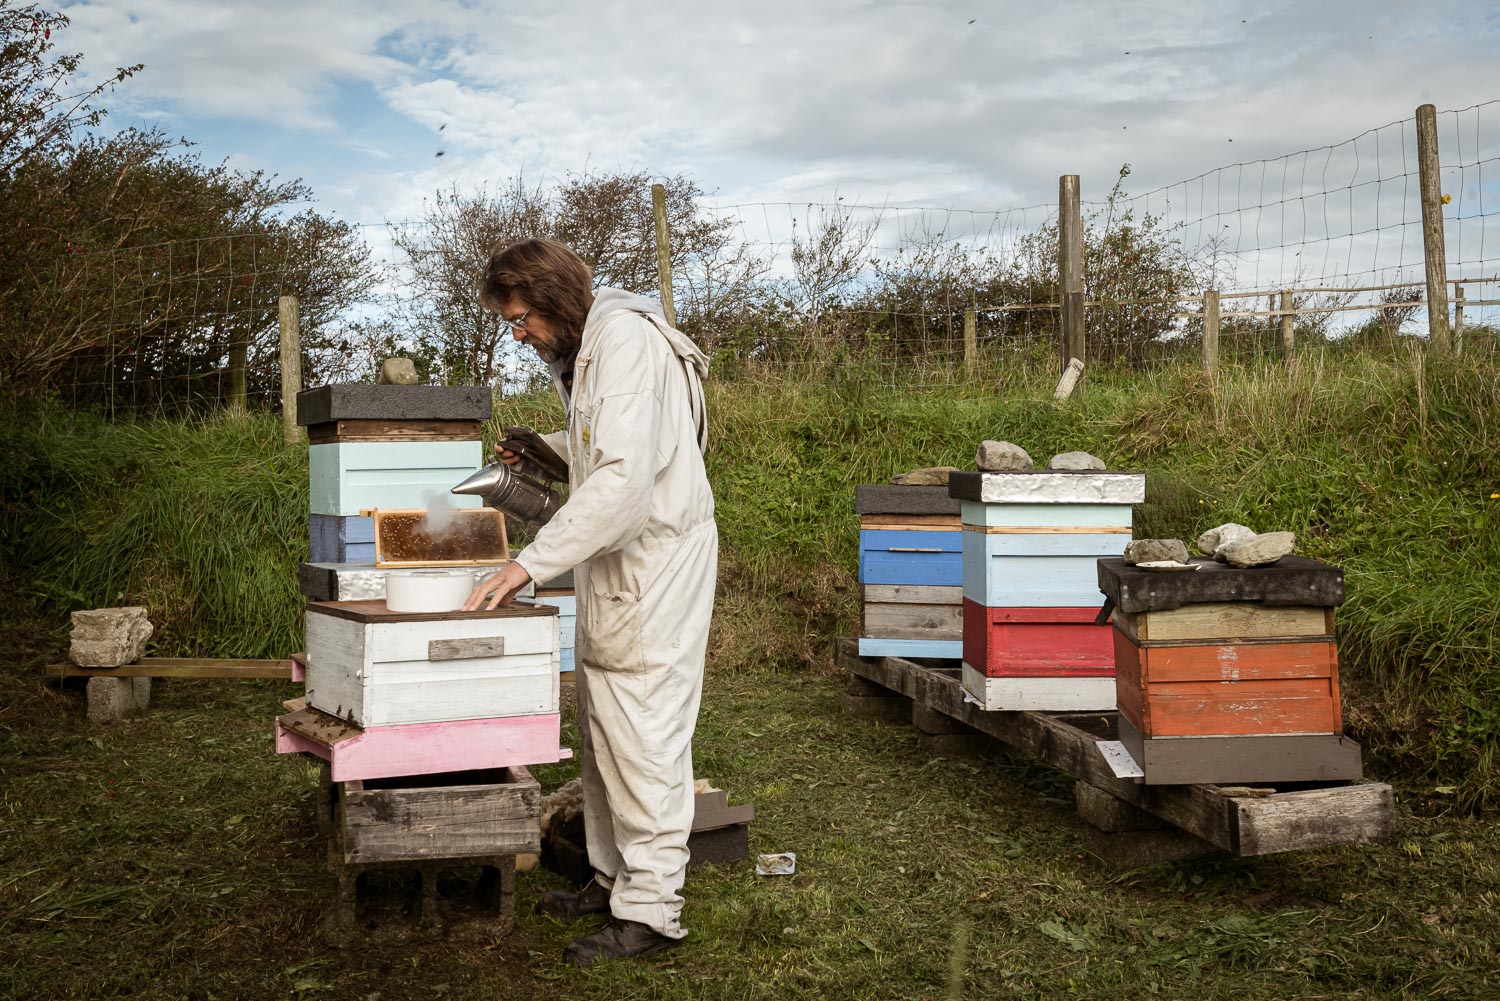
[305,600,559,727]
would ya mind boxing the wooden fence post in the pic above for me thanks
[651,183,678,329]
[1415,104,1452,353]
[279,295,303,446]
[1202,289,1220,374]
[964,308,977,375]
[1058,175,1085,375]
[1280,289,1294,360]
[1453,284,1465,356]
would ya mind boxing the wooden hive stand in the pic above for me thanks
[319,764,541,946]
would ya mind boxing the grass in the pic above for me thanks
[2,615,1498,999]
[1,337,1498,996]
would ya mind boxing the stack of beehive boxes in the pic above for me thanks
[1097,555,1363,784]
[300,384,490,564]
[947,469,1144,711]
[856,484,964,659]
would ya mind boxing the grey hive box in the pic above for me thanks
[297,385,493,426]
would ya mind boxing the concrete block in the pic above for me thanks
[70,607,153,667]
[845,672,899,698]
[1074,782,1170,834]
[911,702,972,735]
[297,385,492,425]
[840,692,911,723]
[920,731,992,757]
[87,676,151,722]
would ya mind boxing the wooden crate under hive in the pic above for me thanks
[1097,556,1363,785]
[855,484,963,658]
[362,507,509,567]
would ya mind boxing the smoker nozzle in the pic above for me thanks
[452,462,562,526]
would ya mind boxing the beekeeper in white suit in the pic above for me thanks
[464,238,717,968]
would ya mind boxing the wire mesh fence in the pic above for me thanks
[35,99,1500,415]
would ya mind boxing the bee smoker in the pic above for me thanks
[450,425,567,527]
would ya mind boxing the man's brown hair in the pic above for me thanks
[480,238,595,337]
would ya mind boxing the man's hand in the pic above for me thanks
[464,561,533,610]
[494,444,522,467]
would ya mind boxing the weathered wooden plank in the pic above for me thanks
[960,665,1117,711]
[863,602,963,640]
[340,766,541,864]
[428,637,506,660]
[47,658,293,680]
[1231,783,1396,856]
[863,584,962,605]
[307,418,484,444]
[860,514,963,530]
[1118,602,1329,643]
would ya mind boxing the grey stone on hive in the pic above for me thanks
[976,440,1033,471]
[1123,539,1190,566]
[854,484,962,516]
[70,607,153,668]
[889,466,959,486]
[296,384,493,425]
[1049,450,1106,471]
[375,358,418,385]
[1196,522,1257,558]
[1219,531,1296,569]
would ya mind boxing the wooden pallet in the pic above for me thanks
[836,638,1395,858]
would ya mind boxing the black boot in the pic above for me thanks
[564,918,679,967]
[536,876,611,921]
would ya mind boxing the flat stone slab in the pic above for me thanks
[854,484,962,516]
[1097,556,1345,612]
[948,470,1146,505]
[297,385,493,425]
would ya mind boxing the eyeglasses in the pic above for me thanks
[500,307,533,331]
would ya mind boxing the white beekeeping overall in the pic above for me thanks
[514,287,717,940]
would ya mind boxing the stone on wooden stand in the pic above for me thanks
[71,607,156,722]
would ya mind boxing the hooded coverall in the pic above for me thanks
[512,287,717,940]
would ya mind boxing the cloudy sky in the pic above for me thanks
[62,0,1500,288]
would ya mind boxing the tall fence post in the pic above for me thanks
[1280,289,1295,360]
[963,307,977,375]
[650,183,678,329]
[1202,289,1220,374]
[227,330,247,414]
[1058,175,1084,375]
[279,295,303,446]
[1415,104,1452,353]
[1453,284,1465,356]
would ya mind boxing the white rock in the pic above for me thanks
[1124,539,1190,566]
[70,607,153,668]
[1219,531,1296,568]
[1048,451,1106,471]
[976,440,1033,471]
[375,357,418,385]
[1196,523,1257,558]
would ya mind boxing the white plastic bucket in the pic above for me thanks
[383,569,478,613]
